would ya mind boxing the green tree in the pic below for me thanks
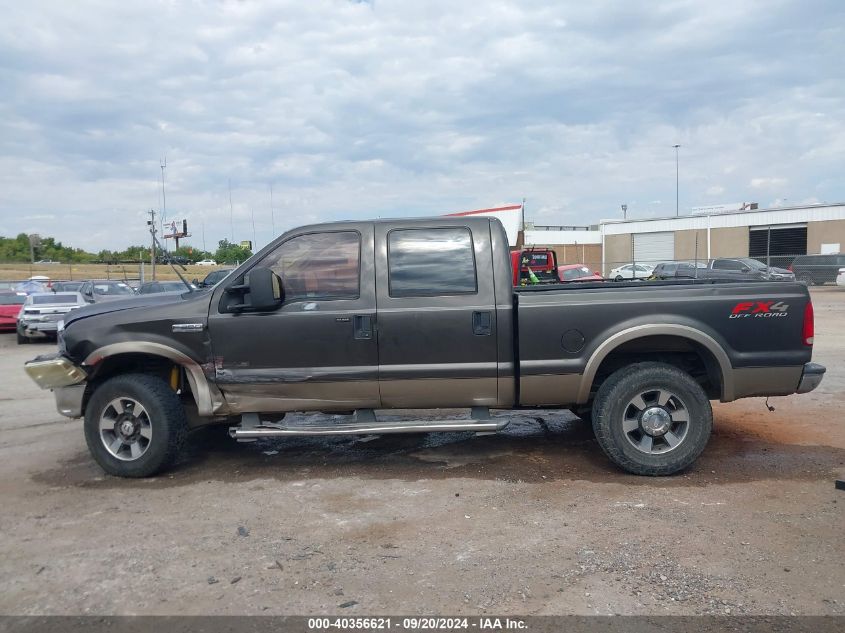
[174,244,212,263]
[214,239,253,264]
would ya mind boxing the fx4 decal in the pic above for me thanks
[730,301,790,319]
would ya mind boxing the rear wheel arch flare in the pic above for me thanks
[577,325,731,403]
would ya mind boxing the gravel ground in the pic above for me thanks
[0,288,842,616]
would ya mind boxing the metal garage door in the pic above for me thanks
[633,232,675,265]
[749,224,807,269]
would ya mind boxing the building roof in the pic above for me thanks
[600,202,845,236]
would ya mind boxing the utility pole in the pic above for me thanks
[202,221,206,252]
[269,184,275,238]
[160,157,167,252]
[228,178,235,242]
[147,209,157,281]
[673,144,681,216]
[621,204,627,219]
[251,206,257,251]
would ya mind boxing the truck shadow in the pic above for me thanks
[33,411,845,490]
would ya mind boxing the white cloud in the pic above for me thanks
[750,177,788,189]
[0,0,843,250]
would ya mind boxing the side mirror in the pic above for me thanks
[191,278,199,286]
[230,267,283,312]
[741,266,750,273]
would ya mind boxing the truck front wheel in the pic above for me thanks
[83,373,188,478]
[591,362,712,476]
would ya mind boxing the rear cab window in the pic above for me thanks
[387,227,477,297]
[33,294,79,304]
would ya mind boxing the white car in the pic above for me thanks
[837,267,845,287]
[609,263,655,281]
[195,259,217,266]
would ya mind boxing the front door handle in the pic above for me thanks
[472,311,492,336]
[353,315,373,340]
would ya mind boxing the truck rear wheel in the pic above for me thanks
[83,373,188,478]
[591,362,712,476]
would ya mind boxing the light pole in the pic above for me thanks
[673,144,681,216]
[621,204,627,219]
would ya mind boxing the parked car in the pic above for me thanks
[837,268,845,288]
[51,281,85,293]
[79,280,137,303]
[709,258,794,281]
[195,259,217,266]
[16,276,51,294]
[138,281,196,294]
[24,216,824,479]
[35,259,59,264]
[193,268,234,288]
[17,292,86,343]
[789,253,845,285]
[558,264,603,282]
[156,255,189,265]
[0,292,26,331]
[652,262,766,282]
[609,263,654,281]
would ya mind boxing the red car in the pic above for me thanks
[0,291,25,331]
[557,263,603,282]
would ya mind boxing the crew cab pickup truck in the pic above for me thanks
[24,217,825,478]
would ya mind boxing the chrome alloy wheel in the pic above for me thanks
[622,389,690,455]
[99,397,153,461]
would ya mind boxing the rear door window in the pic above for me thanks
[387,227,477,297]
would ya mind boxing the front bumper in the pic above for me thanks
[19,320,60,337]
[797,362,826,394]
[54,384,86,418]
[24,355,87,390]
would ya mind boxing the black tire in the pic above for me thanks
[84,373,188,478]
[591,362,712,476]
[796,273,814,286]
[16,329,29,344]
[614,275,623,282]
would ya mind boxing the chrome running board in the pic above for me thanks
[229,409,510,440]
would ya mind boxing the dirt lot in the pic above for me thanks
[0,289,843,616]
[0,262,228,284]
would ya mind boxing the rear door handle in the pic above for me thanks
[353,315,373,340]
[472,311,492,336]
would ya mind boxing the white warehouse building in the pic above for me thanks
[600,202,845,273]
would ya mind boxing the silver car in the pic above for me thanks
[17,292,87,344]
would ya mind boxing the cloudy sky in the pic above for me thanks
[1,0,843,251]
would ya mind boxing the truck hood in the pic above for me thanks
[63,290,209,327]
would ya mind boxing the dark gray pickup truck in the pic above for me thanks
[24,217,825,478]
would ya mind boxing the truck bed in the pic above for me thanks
[514,279,812,406]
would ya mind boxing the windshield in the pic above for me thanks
[204,270,232,285]
[92,282,134,295]
[739,258,767,269]
[562,267,591,280]
[54,281,83,291]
